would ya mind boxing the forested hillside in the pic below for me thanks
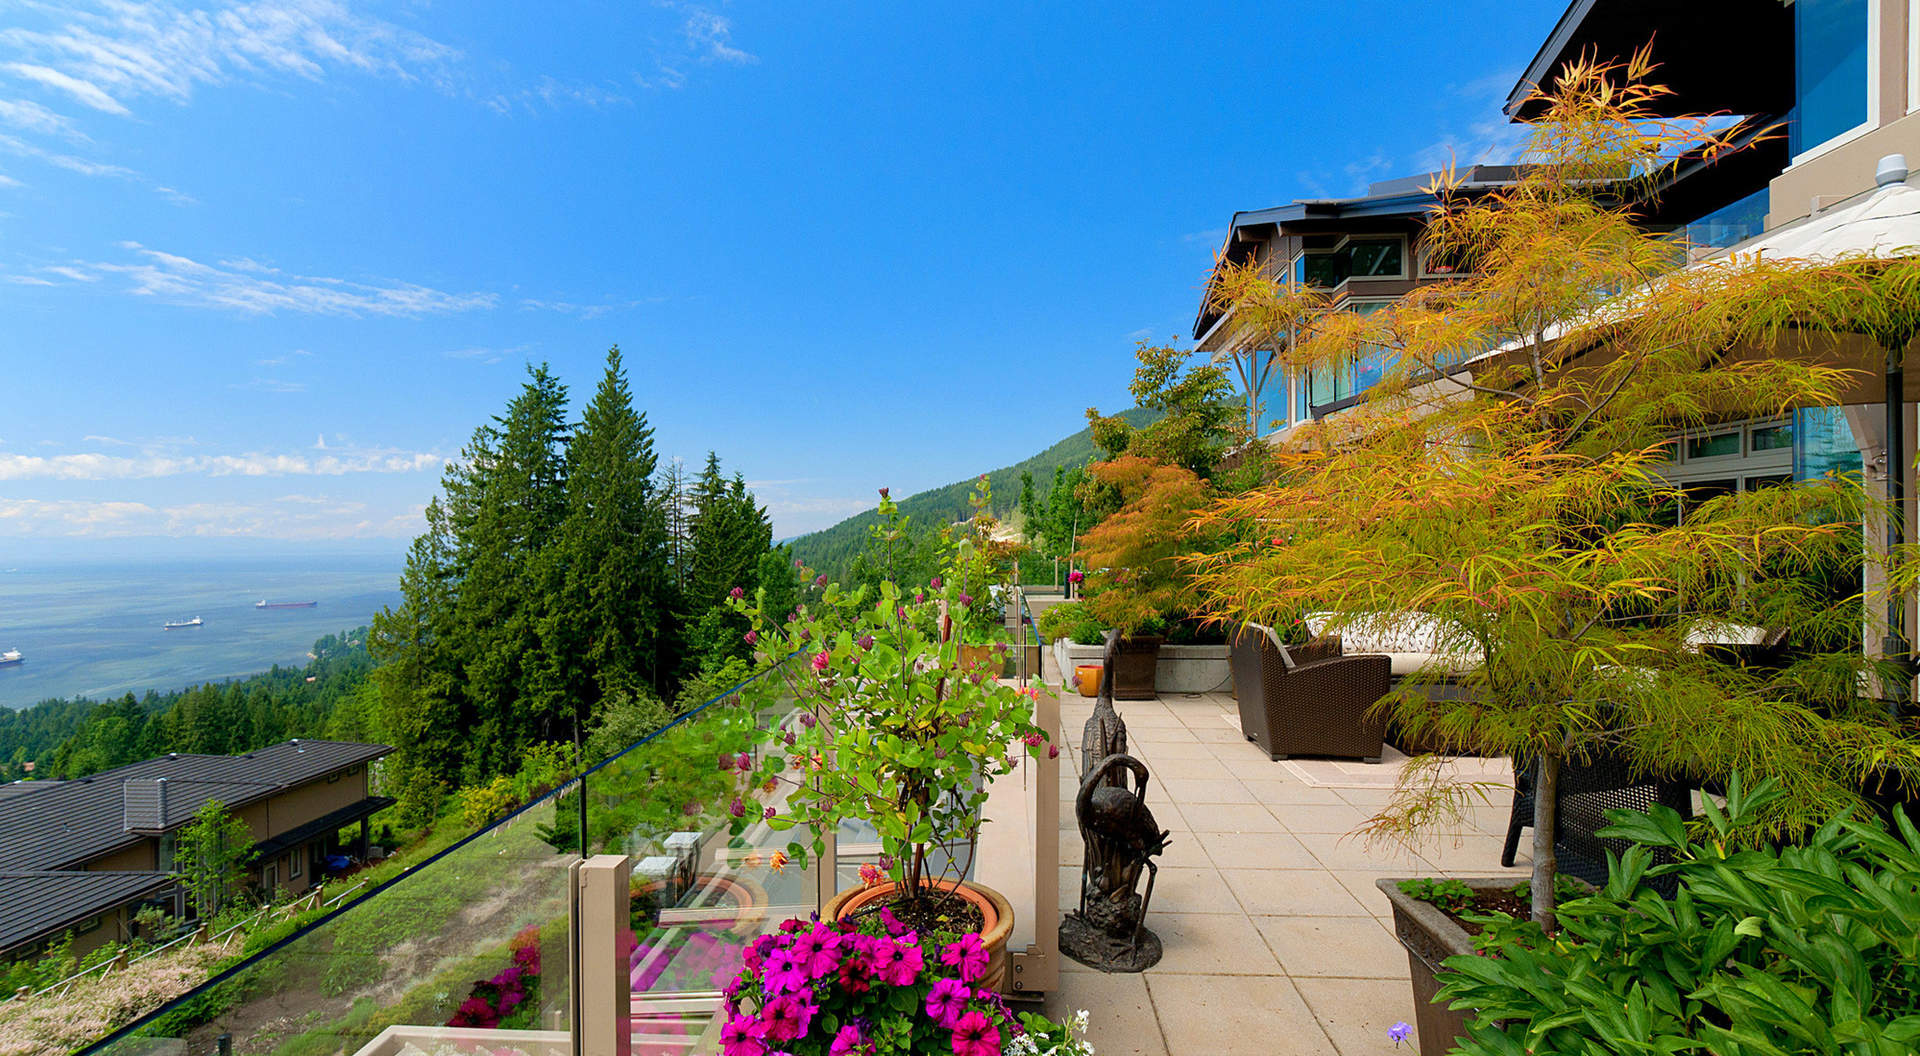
[789,406,1157,581]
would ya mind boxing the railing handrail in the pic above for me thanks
[72,653,799,1056]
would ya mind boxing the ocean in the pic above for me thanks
[0,554,404,710]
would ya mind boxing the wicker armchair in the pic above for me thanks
[1502,748,1693,892]
[1230,623,1390,762]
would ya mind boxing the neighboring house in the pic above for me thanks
[0,739,393,961]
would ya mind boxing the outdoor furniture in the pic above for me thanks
[1685,620,1790,668]
[1501,748,1693,890]
[1302,611,1482,681]
[1229,623,1389,762]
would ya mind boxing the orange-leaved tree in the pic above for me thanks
[1190,49,1920,929]
[1075,456,1209,637]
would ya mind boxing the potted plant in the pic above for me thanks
[719,912,1094,1055]
[950,477,1029,678]
[1192,56,1920,1056]
[726,489,1053,991]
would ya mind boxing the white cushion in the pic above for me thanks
[1377,651,1482,677]
[1684,621,1769,650]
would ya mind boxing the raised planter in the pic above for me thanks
[1376,878,1512,1056]
[1051,638,1225,695]
[822,878,1015,993]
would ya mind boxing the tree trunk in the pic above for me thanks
[1531,752,1559,932]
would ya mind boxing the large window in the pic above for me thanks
[1302,300,1393,414]
[1293,238,1406,288]
[1794,0,1870,154]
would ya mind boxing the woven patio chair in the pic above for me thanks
[1229,623,1390,762]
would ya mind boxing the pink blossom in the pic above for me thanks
[879,906,907,936]
[858,862,884,886]
[737,752,754,771]
[761,994,816,1042]
[874,936,924,987]
[729,797,745,819]
[930,577,943,589]
[720,1016,769,1056]
[811,650,831,672]
[950,1010,1001,1056]
[959,593,973,606]
[856,634,875,650]
[744,630,758,645]
[1047,744,1060,759]
[1022,732,1043,748]
[815,573,828,587]
[791,925,843,978]
[764,805,777,820]
[730,587,746,600]
[1068,570,1084,584]
[829,1024,868,1056]
[941,933,991,984]
[925,976,971,1027]
[914,592,926,603]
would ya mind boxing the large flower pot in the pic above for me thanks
[1108,634,1163,700]
[1377,878,1513,1056]
[822,878,1015,993]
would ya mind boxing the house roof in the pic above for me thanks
[0,739,391,872]
[0,871,174,953]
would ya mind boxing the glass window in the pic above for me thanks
[1793,405,1864,480]
[1308,365,1338,409]
[1346,239,1403,277]
[1293,369,1308,422]
[1299,253,1344,287]
[1750,422,1794,451]
[1794,0,1869,153]
[1687,432,1741,459]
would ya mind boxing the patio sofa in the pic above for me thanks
[1229,623,1390,762]
[1301,611,1482,681]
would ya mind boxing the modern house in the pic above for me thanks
[0,738,393,960]
[1191,167,1527,439]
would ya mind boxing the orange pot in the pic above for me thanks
[822,878,1014,992]
[1074,664,1102,697]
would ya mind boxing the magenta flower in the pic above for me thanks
[812,650,831,672]
[949,1010,1001,1056]
[879,907,906,936]
[744,630,758,645]
[856,634,875,651]
[930,576,942,589]
[1047,744,1060,759]
[719,1017,767,1056]
[729,797,745,819]
[1068,570,1084,584]
[878,487,890,499]
[791,926,843,978]
[794,558,804,568]
[914,592,925,603]
[959,593,973,606]
[1023,732,1043,748]
[925,976,971,1027]
[815,573,828,587]
[799,712,817,728]
[784,729,797,746]
[761,994,816,1042]
[941,933,991,983]
[876,937,924,986]
[829,1023,868,1056]
[764,805,777,820]
[730,586,745,600]
[737,752,754,771]
[897,605,908,620]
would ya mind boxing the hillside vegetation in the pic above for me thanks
[789,406,1157,580]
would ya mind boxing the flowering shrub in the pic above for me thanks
[726,489,1050,904]
[721,916,1089,1056]
[446,926,542,1030]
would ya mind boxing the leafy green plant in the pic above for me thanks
[1397,877,1475,915]
[175,800,256,920]
[1037,601,1104,646]
[1438,775,1920,1056]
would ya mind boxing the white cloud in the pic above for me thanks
[518,296,657,318]
[1,62,129,114]
[677,6,757,65]
[0,444,445,480]
[0,494,423,540]
[36,243,497,316]
[0,97,83,138]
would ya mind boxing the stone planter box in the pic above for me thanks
[1050,639,1229,696]
[1377,877,1515,1056]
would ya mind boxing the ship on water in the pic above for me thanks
[0,650,21,667]
[163,617,203,630]
[255,599,318,609]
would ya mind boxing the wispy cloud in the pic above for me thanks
[0,443,445,481]
[519,296,658,318]
[677,6,757,65]
[0,493,424,540]
[444,344,529,364]
[230,377,306,392]
[28,242,497,316]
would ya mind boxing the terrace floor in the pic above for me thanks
[1038,654,1530,1056]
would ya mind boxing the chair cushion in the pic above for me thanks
[1378,652,1482,677]
[1683,620,1770,650]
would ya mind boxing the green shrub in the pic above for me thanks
[1438,775,1920,1056]
[1038,600,1105,645]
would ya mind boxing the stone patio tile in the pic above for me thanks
[1333,787,1404,808]
[1212,753,1308,781]
[1145,973,1338,1056]
[1292,976,1423,1056]
[1161,777,1255,804]
[1415,832,1530,876]
[1268,801,1374,834]
[1189,729,1250,747]
[1220,867,1370,917]
[1143,912,1283,975]
[1135,865,1243,915]
[1123,710,1191,729]
[1183,801,1287,833]
[1294,831,1433,873]
[1329,870,1408,918]
[1196,830,1319,871]
[1044,970,1169,1055]
[1148,754,1237,782]
[1130,739,1221,761]
[1253,915,1408,979]
[1241,780,1351,807]
[1133,726,1203,745]
[1152,831,1216,870]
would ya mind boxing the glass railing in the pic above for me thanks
[76,658,803,1056]
[1680,186,1769,254]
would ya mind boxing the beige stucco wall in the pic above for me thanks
[81,840,156,873]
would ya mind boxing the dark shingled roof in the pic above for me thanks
[0,871,174,952]
[0,739,391,872]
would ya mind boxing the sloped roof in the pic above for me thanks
[0,739,391,872]
[0,871,174,953]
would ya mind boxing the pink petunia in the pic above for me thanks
[760,994,816,1042]
[1068,570,1084,584]
[790,925,843,979]
[925,976,971,1027]
[949,1010,1001,1056]
[874,936,924,987]
[829,1023,869,1056]
[941,933,991,984]
[720,1016,769,1056]
[878,906,907,937]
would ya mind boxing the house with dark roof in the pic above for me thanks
[0,738,393,960]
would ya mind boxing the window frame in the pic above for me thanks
[1789,0,1881,165]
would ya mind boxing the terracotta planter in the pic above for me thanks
[822,878,1015,993]
[1107,634,1162,699]
[1376,878,1513,1056]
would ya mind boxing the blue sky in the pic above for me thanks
[0,1,1558,556]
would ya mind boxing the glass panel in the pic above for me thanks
[1794,0,1869,153]
[1308,366,1337,410]
[1687,432,1741,459]
[1750,422,1794,451]
[1682,187,1770,251]
[1346,239,1403,277]
[1301,253,1344,288]
[1294,368,1309,421]
[86,789,577,1056]
[1794,405,1865,481]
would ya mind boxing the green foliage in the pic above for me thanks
[175,800,256,920]
[729,493,1050,897]
[1037,600,1104,646]
[1086,340,1242,478]
[582,686,675,765]
[1440,776,1920,1056]
[1075,456,1211,636]
[1397,877,1476,915]
[391,761,447,836]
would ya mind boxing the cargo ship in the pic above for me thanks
[163,617,203,630]
[0,650,21,667]
[255,600,318,609]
